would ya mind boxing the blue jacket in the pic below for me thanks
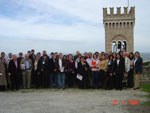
[135,57,143,74]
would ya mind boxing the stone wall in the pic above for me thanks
[141,66,150,83]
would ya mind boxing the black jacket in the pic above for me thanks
[114,59,125,74]
[77,61,89,76]
[8,60,19,76]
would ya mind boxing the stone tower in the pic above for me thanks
[103,7,135,53]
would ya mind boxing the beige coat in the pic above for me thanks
[0,60,7,86]
[99,60,108,71]
[20,59,33,70]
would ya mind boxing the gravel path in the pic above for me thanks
[0,89,148,113]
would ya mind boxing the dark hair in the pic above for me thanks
[129,52,134,60]
[51,52,54,55]
[109,55,114,59]
[31,49,35,52]
[1,52,5,55]
[19,52,23,56]
[135,51,140,55]
[80,56,85,60]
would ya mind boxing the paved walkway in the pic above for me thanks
[0,89,148,113]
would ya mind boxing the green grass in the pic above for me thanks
[141,84,150,92]
[141,83,150,106]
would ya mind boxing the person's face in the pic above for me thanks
[120,52,123,56]
[13,55,17,61]
[117,54,120,59]
[63,56,67,60]
[84,52,87,56]
[36,55,39,60]
[31,50,35,54]
[1,52,5,58]
[43,56,46,60]
[110,56,113,60]
[135,53,139,58]
[28,51,31,55]
[129,53,133,58]
[89,53,92,58]
[43,51,46,55]
[113,53,116,58]
[59,54,63,59]
[76,51,80,55]
[93,55,97,59]
[81,57,85,62]
[8,53,12,58]
[69,55,72,60]
[102,55,105,60]
[51,54,55,59]
[19,53,23,58]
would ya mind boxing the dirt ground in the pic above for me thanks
[0,89,149,113]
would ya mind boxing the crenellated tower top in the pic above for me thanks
[103,7,135,21]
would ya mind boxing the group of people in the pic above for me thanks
[0,50,143,91]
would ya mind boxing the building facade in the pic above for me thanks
[103,7,135,53]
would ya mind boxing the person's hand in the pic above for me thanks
[109,73,112,76]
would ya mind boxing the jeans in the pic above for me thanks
[92,71,99,88]
[50,72,58,88]
[58,72,65,88]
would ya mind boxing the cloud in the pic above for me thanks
[0,0,150,53]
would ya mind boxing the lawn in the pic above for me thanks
[141,83,150,106]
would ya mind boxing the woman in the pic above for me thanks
[99,54,108,89]
[33,53,41,88]
[0,60,7,91]
[77,56,90,89]
[127,52,134,88]
[90,54,99,89]
[65,54,75,88]
[114,53,125,90]
[38,54,49,88]
[105,55,115,90]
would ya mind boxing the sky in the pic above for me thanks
[0,0,149,54]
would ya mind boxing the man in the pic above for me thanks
[49,52,57,88]
[21,54,32,89]
[8,53,13,63]
[56,53,66,89]
[134,51,143,90]
[8,55,19,90]
[17,52,24,88]
[29,49,36,87]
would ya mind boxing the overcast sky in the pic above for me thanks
[0,0,149,54]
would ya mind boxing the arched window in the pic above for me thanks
[116,23,118,28]
[105,23,108,28]
[112,23,115,28]
[131,22,133,27]
[109,23,111,28]
[112,41,117,52]
[122,41,127,51]
[120,22,122,28]
[127,22,129,28]
[123,22,126,28]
